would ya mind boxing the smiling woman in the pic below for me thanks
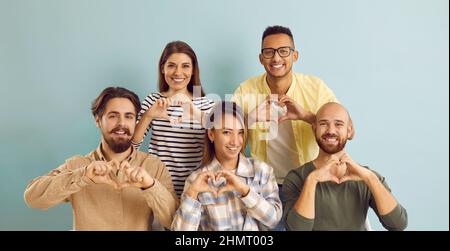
[171,101,282,231]
[131,41,215,198]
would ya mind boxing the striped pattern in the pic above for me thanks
[171,154,282,231]
[134,92,215,197]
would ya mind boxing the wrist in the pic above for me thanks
[239,185,250,197]
[306,173,319,186]
[185,189,198,200]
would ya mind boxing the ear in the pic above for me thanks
[293,50,299,62]
[207,129,215,142]
[347,120,355,140]
[95,116,100,128]
[259,54,264,65]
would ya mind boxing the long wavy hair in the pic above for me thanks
[158,41,205,97]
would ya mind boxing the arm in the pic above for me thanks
[132,97,171,148]
[239,167,282,229]
[340,154,408,230]
[365,173,408,231]
[171,171,215,231]
[24,157,94,209]
[137,160,179,229]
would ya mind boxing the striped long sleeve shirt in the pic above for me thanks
[133,92,215,197]
[172,154,282,231]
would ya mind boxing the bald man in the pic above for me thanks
[281,102,408,231]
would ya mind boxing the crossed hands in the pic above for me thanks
[142,94,203,124]
[85,160,155,190]
[186,170,250,200]
[248,95,311,124]
[311,154,372,184]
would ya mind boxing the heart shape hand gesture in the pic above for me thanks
[86,160,154,190]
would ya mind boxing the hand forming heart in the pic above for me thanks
[86,160,154,190]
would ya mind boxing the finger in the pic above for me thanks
[130,168,140,182]
[108,160,119,172]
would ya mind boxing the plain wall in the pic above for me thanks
[0,0,448,230]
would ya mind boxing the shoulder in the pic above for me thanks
[294,72,328,88]
[143,92,163,104]
[235,73,266,93]
[285,162,315,184]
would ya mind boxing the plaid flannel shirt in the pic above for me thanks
[171,154,282,231]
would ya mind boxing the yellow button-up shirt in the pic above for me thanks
[232,72,337,178]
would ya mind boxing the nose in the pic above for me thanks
[175,65,183,75]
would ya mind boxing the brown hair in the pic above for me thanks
[91,87,140,118]
[158,41,205,97]
[200,101,248,168]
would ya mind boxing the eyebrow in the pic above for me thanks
[107,111,136,116]
[167,61,192,65]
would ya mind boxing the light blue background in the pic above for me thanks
[0,0,448,230]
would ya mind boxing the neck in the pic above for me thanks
[266,72,293,95]
[313,149,346,167]
[163,88,192,99]
[100,140,132,162]
[216,155,239,170]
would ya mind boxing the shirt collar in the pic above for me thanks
[93,143,135,162]
[205,153,254,178]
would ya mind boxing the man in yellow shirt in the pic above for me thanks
[232,25,337,229]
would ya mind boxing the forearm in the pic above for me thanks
[171,195,202,231]
[293,177,317,219]
[142,179,178,229]
[24,166,92,209]
[132,115,153,144]
[302,111,315,125]
[241,188,282,229]
[365,172,398,215]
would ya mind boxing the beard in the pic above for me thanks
[102,126,132,153]
[316,133,347,155]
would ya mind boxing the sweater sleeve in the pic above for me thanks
[142,159,179,229]
[24,156,94,209]
[369,172,408,231]
[282,169,315,231]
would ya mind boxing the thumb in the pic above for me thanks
[339,176,351,184]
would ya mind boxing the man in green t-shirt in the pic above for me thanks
[282,102,408,230]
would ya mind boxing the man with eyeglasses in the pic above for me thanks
[232,25,338,230]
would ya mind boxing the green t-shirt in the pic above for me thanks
[282,162,408,231]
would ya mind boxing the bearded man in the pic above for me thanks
[24,87,178,230]
[281,102,408,231]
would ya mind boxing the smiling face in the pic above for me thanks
[313,103,353,155]
[259,33,298,80]
[161,53,193,93]
[207,113,244,163]
[96,98,136,153]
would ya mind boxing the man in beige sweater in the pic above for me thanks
[24,87,178,230]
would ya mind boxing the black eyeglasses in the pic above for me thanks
[261,46,295,59]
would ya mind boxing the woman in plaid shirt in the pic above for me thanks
[172,102,282,231]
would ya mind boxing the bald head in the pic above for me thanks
[315,102,351,125]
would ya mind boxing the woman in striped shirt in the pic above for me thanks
[172,102,282,231]
[132,41,214,197]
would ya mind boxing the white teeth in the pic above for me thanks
[173,78,184,82]
[272,64,283,68]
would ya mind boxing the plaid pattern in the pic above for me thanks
[172,154,282,231]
